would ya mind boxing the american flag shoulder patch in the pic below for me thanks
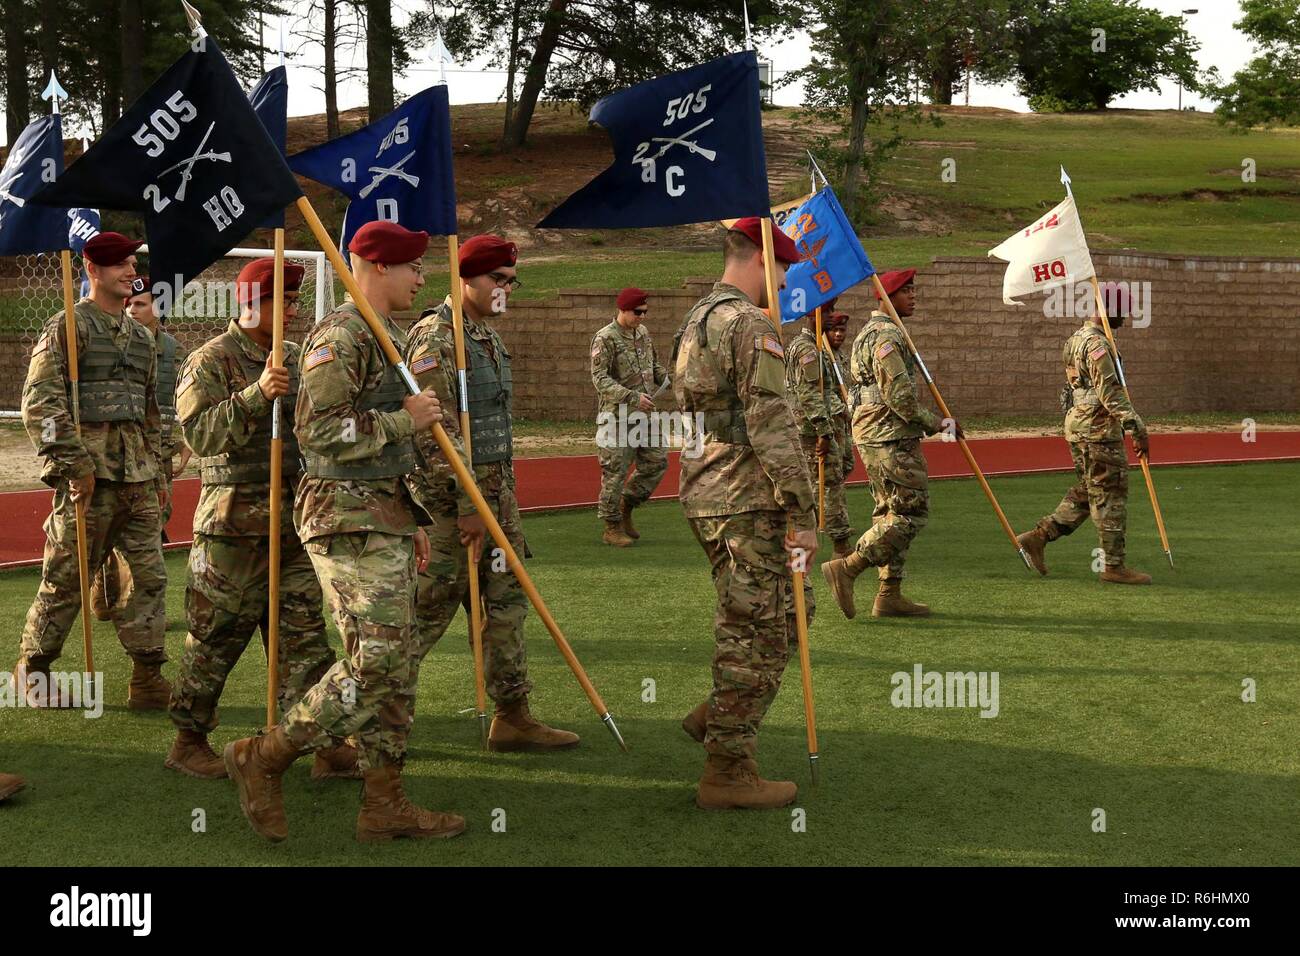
[177,373,195,394]
[304,345,336,371]
[876,341,895,359]
[799,351,817,366]
[1089,346,1109,362]
[31,337,48,357]
[757,334,784,358]
[411,352,439,374]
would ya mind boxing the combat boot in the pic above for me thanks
[602,520,633,548]
[165,729,227,779]
[1100,565,1152,585]
[872,578,931,617]
[696,754,797,810]
[0,773,26,802]
[90,566,112,622]
[12,660,71,709]
[820,551,869,619]
[681,699,708,743]
[832,537,853,558]
[355,765,466,843]
[1016,528,1049,576]
[127,660,171,711]
[224,727,301,842]
[311,741,363,781]
[488,698,580,752]
[620,497,641,540]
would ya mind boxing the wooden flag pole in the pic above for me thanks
[295,196,626,751]
[815,306,825,532]
[871,273,1032,572]
[447,234,491,749]
[265,228,285,729]
[1089,276,1173,567]
[759,218,818,783]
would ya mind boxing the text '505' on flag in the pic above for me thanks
[249,64,289,229]
[988,194,1094,305]
[289,83,457,251]
[776,186,874,322]
[0,114,70,255]
[537,51,769,229]
[31,37,302,295]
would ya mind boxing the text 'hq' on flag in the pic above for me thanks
[537,51,769,229]
[249,64,290,229]
[776,186,875,322]
[31,37,302,298]
[0,114,70,256]
[988,194,1095,306]
[289,83,457,251]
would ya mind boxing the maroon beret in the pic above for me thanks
[1098,281,1130,319]
[128,276,153,299]
[83,231,143,266]
[616,287,648,311]
[348,220,430,265]
[459,234,518,278]
[729,216,801,265]
[874,268,917,299]
[236,257,306,307]
[824,311,849,327]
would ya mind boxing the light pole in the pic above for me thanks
[1178,9,1198,111]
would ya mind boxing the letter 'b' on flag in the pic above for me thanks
[777,186,875,322]
[0,115,70,255]
[988,194,1095,305]
[537,51,769,229]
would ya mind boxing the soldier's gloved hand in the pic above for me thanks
[257,356,291,401]
[403,389,443,431]
[413,527,431,574]
[637,393,655,413]
[815,435,831,459]
[784,529,819,573]
[458,513,487,563]
[1133,431,1150,456]
[69,473,95,503]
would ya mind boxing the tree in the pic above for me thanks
[293,0,366,138]
[912,1,1028,106]
[3,0,34,143]
[1205,0,1300,128]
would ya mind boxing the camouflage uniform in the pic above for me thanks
[784,327,854,544]
[168,321,334,734]
[405,297,531,707]
[847,310,941,580]
[590,319,669,520]
[18,299,167,671]
[1032,322,1146,567]
[675,282,816,761]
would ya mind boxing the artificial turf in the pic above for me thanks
[1,461,1297,866]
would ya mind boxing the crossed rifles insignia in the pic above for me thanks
[632,117,718,167]
[155,121,232,202]
[359,150,421,199]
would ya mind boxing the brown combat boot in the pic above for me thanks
[1100,565,1152,585]
[0,773,26,802]
[127,660,171,711]
[821,551,869,619]
[1017,529,1049,576]
[165,729,227,779]
[832,537,853,558]
[12,660,71,709]
[620,497,641,540]
[488,698,580,752]
[311,741,363,781]
[355,764,466,843]
[681,699,708,743]
[602,520,634,548]
[223,727,301,842]
[872,578,931,618]
[90,565,112,622]
[696,754,797,810]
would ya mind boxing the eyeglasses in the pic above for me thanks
[633,308,649,317]
[487,272,522,291]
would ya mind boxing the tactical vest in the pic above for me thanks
[156,331,180,426]
[676,288,750,445]
[1063,327,1107,408]
[848,319,895,408]
[77,308,154,424]
[197,334,302,485]
[465,329,513,464]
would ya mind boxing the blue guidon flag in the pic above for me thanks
[249,65,290,228]
[537,51,769,229]
[289,84,457,254]
[776,186,875,322]
[0,114,71,255]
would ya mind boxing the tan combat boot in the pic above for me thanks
[620,497,641,540]
[1100,565,1152,585]
[681,699,708,743]
[1016,528,1049,576]
[821,551,869,619]
[602,520,634,548]
[696,754,797,810]
[127,661,172,711]
[0,773,26,802]
[872,578,931,618]
[165,729,227,779]
[223,727,301,842]
[311,741,363,781]
[12,660,71,709]
[488,698,580,752]
[832,537,854,559]
[355,764,466,843]
[90,565,113,622]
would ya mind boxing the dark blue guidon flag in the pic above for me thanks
[250,65,289,228]
[776,187,875,323]
[0,115,70,255]
[537,51,769,229]
[31,37,303,300]
[289,84,457,254]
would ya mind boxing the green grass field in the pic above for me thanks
[2,461,1298,866]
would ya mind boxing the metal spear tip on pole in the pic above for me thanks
[1165,550,1175,569]
[601,713,629,754]
[478,712,489,750]
[808,752,820,788]
[1018,548,1035,572]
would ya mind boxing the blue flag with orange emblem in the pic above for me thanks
[776,187,874,323]
[0,115,70,255]
[537,51,769,229]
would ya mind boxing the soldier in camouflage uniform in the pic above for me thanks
[590,286,668,548]
[675,217,816,811]
[225,222,466,844]
[1017,283,1151,584]
[405,234,578,752]
[784,308,855,557]
[825,311,857,497]
[15,232,171,710]
[821,269,959,619]
[164,259,358,781]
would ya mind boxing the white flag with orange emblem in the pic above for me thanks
[988,194,1094,305]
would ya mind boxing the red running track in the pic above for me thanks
[2,430,1297,569]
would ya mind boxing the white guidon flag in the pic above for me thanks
[988,194,1095,305]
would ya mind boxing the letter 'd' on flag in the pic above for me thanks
[537,51,769,229]
[988,195,1094,305]
[0,115,70,255]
